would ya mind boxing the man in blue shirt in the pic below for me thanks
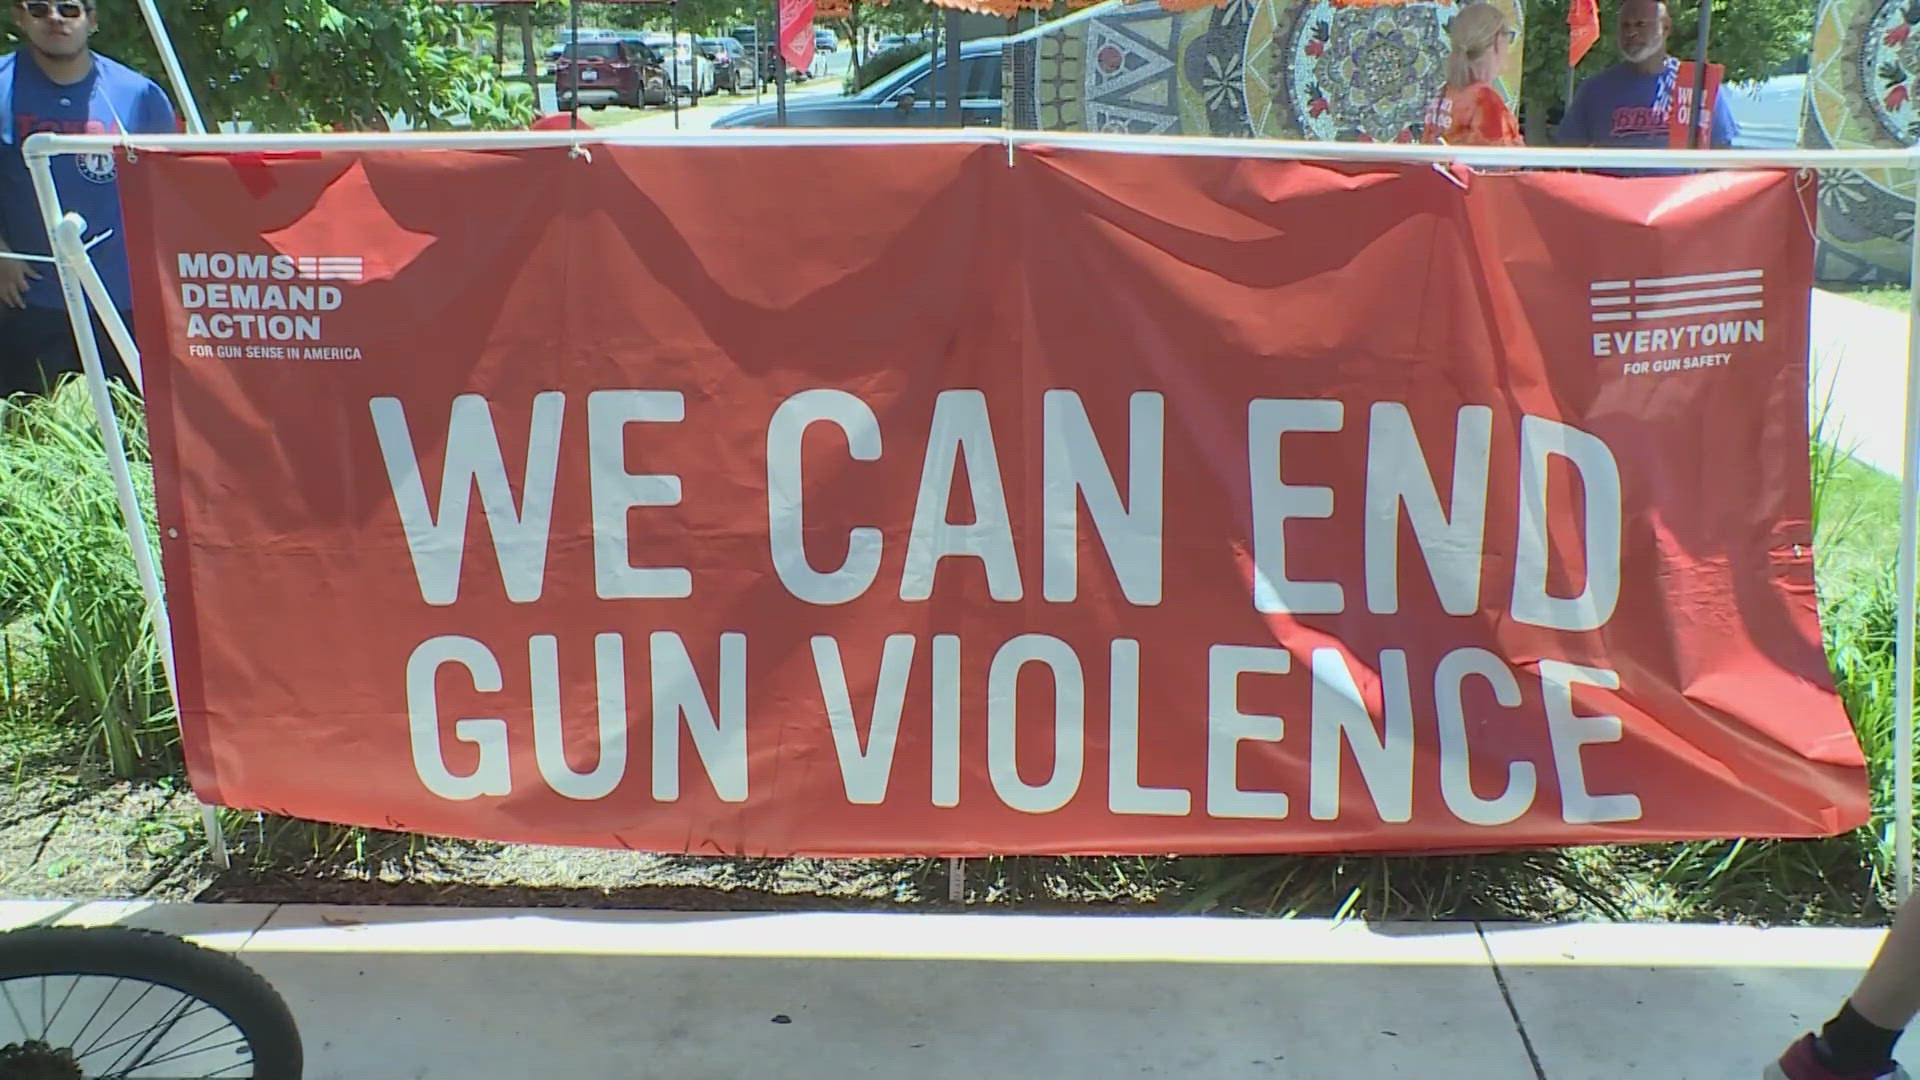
[1558,0,1738,152]
[1,0,175,398]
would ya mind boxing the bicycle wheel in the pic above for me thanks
[0,926,302,1079]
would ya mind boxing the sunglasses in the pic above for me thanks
[20,1,88,18]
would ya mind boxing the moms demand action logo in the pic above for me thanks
[1588,269,1766,377]
[176,252,365,361]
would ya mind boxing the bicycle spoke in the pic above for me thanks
[42,972,83,1042]
[0,978,30,1041]
[130,1016,243,1064]
[105,991,198,1068]
[78,980,157,1058]
[91,992,198,1075]
[104,1030,251,1078]
[67,976,128,1064]
[79,997,215,1062]
[181,1060,259,1080]
[104,999,232,1077]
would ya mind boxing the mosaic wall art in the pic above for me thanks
[1006,0,1525,142]
[1805,0,1919,283]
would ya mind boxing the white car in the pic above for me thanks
[1723,73,1804,150]
[642,31,718,98]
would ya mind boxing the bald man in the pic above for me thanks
[1557,0,1737,149]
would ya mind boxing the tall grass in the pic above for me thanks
[0,381,173,778]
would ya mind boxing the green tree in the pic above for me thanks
[1522,0,1811,140]
[4,0,534,131]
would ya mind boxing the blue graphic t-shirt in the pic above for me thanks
[1557,60,1739,149]
[0,51,176,311]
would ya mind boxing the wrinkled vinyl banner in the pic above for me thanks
[117,142,1867,856]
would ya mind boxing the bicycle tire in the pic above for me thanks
[0,925,302,1080]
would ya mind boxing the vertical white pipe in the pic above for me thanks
[51,228,143,392]
[28,157,224,867]
[1896,148,1920,901]
[132,0,206,133]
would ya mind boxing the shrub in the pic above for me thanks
[848,42,931,94]
[0,381,173,778]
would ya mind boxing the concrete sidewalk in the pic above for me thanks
[1811,289,1912,477]
[0,899,1903,1079]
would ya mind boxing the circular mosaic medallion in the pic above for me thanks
[1183,0,1257,136]
[1253,0,1521,143]
[1287,2,1448,141]
[1807,0,1917,280]
[1858,0,1920,137]
[1860,0,1920,141]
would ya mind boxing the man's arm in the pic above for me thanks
[138,81,178,134]
[0,145,39,309]
[1709,89,1740,148]
[1556,84,1591,145]
[0,233,38,309]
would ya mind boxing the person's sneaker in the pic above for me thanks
[1767,1034,1911,1079]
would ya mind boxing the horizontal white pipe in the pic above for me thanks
[21,128,1006,158]
[1014,131,1920,171]
[22,128,1920,173]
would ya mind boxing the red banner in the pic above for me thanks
[116,143,1866,857]
[779,0,817,73]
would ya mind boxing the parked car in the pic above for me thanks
[1722,54,1809,150]
[730,25,770,78]
[546,27,618,63]
[814,28,838,53]
[698,36,758,93]
[713,37,1002,128]
[615,31,713,99]
[670,34,720,97]
[554,40,669,110]
[731,25,809,83]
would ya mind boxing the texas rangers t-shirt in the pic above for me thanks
[0,51,176,311]
[1557,60,1738,149]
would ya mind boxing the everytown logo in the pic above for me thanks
[176,252,365,361]
[1589,269,1765,376]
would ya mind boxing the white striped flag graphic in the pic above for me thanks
[1588,269,1763,324]
[294,256,364,282]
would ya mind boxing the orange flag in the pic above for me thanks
[1569,0,1600,66]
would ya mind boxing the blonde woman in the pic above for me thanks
[1422,2,1522,147]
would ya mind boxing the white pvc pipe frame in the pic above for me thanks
[24,123,1920,897]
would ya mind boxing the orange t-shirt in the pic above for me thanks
[1422,83,1522,147]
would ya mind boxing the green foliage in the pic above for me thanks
[1522,0,1812,132]
[849,40,929,92]
[3,0,534,131]
[0,381,174,780]
[858,0,942,39]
